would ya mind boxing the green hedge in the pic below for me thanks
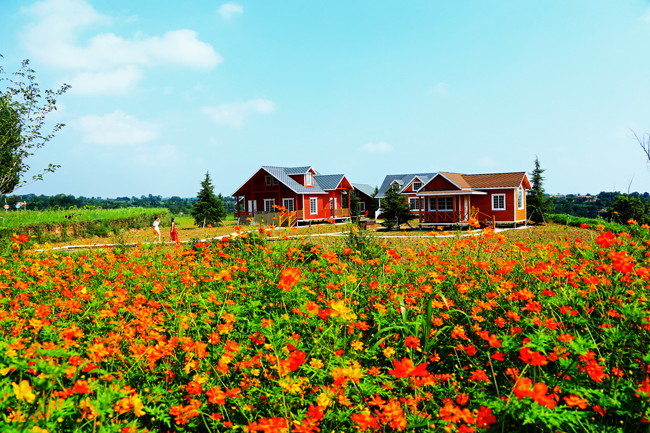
[545,213,634,234]
[0,208,170,242]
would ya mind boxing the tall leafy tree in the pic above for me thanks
[606,194,650,225]
[527,156,552,224]
[191,171,226,227]
[381,184,412,230]
[1,57,70,194]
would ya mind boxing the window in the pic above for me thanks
[273,177,278,185]
[492,194,506,211]
[282,198,294,212]
[265,176,272,185]
[409,197,419,210]
[438,197,453,211]
[306,172,312,186]
[358,202,366,211]
[310,197,318,214]
[517,187,524,209]
[412,182,422,191]
[264,199,275,212]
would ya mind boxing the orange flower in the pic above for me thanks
[277,267,301,292]
[564,394,588,409]
[387,357,429,378]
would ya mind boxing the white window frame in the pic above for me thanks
[358,201,366,211]
[409,197,419,211]
[282,198,295,212]
[412,181,422,191]
[438,197,453,211]
[264,199,275,212]
[310,197,318,215]
[305,172,312,186]
[334,198,337,209]
[517,187,524,210]
[492,194,506,211]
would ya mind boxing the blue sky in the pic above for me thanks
[2,0,650,198]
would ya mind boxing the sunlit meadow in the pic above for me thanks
[0,222,649,432]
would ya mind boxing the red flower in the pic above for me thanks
[519,347,547,365]
[388,357,429,377]
[475,406,496,428]
[491,352,505,361]
[564,394,588,409]
[469,369,490,383]
[595,230,616,248]
[350,412,379,431]
[404,335,420,349]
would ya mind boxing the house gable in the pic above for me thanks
[421,174,462,192]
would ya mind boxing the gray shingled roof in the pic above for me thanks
[232,166,351,196]
[352,183,375,197]
[376,173,437,198]
[261,166,325,193]
[284,166,315,175]
[314,174,345,190]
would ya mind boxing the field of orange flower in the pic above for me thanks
[1,224,649,432]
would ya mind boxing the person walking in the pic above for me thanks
[170,217,179,242]
[153,216,161,243]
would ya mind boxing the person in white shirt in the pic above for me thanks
[153,216,161,243]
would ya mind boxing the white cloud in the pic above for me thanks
[74,110,159,145]
[125,14,138,23]
[430,82,448,95]
[201,99,276,128]
[68,66,143,95]
[218,3,243,20]
[476,156,498,167]
[359,142,393,153]
[19,0,222,93]
[133,145,182,166]
[642,6,650,23]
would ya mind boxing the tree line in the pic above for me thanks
[0,192,238,216]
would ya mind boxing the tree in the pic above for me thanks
[368,186,380,217]
[606,194,650,225]
[381,184,412,230]
[191,171,226,227]
[0,57,70,194]
[527,157,552,224]
[349,193,360,217]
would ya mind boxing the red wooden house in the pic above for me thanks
[377,171,531,227]
[232,166,353,225]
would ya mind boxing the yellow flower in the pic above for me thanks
[131,395,146,417]
[309,358,324,369]
[316,392,333,407]
[383,347,396,358]
[12,380,36,403]
[351,340,364,351]
[329,300,357,321]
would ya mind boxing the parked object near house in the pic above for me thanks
[232,166,353,226]
[376,171,530,227]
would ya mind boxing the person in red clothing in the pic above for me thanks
[170,218,179,242]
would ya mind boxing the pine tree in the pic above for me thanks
[527,157,552,224]
[381,184,412,230]
[191,172,226,227]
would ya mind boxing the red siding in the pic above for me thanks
[422,175,460,191]
[470,188,519,223]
